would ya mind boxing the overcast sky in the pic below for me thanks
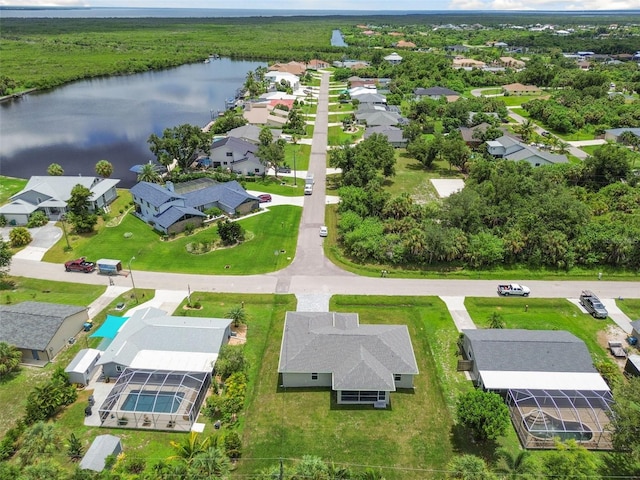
[2,0,639,11]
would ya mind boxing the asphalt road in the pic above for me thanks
[8,72,640,300]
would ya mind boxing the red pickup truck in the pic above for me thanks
[64,257,96,273]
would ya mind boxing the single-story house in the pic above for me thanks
[351,92,387,105]
[414,86,460,102]
[80,435,122,472]
[278,312,419,406]
[264,71,300,91]
[395,40,416,48]
[95,307,231,431]
[502,83,542,96]
[604,127,640,143]
[348,76,377,89]
[458,123,492,147]
[384,52,403,65]
[332,60,370,69]
[130,178,258,234]
[268,61,306,76]
[307,59,331,70]
[356,110,405,127]
[242,100,290,127]
[452,57,486,70]
[364,126,408,148]
[0,176,119,226]
[349,86,378,97]
[0,301,89,366]
[445,45,470,53]
[461,329,613,450]
[499,56,526,69]
[65,348,102,386]
[487,135,568,166]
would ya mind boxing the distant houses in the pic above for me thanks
[502,83,542,96]
[414,86,461,102]
[0,175,119,226]
[487,135,568,166]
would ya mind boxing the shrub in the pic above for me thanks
[0,215,7,227]
[26,211,48,228]
[223,431,242,459]
[9,227,32,247]
[184,223,195,235]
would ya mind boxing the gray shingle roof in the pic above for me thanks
[130,182,184,208]
[279,312,418,391]
[414,86,460,96]
[463,329,596,373]
[364,126,406,143]
[0,301,87,350]
[154,205,206,229]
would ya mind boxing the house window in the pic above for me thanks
[378,391,386,401]
[223,162,228,166]
[226,152,233,157]
[115,365,123,372]
[311,373,318,380]
[254,168,260,173]
[394,374,401,382]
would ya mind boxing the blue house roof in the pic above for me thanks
[154,205,205,229]
[130,182,184,208]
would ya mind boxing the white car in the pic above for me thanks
[319,226,328,237]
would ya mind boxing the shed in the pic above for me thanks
[79,434,122,472]
[65,348,102,386]
[625,354,640,378]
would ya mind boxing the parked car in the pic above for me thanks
[497,284,530,296]
[64,257,95,273]
[319,226,328,237]
[541,131,550,137]
[277,166,291,174]
[258,194,272,203]
[580,290,608,318]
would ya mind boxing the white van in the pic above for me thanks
[304,184,313,195]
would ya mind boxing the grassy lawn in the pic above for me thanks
[285,142,310,172]
[384,154,463,199]
[238,295,491,479]
[43,205,302,275]
[0,276,105,307]
[479,88,502,95]
[0,176,27,205]
[577,145,600,157]
[501,95,547,107]
[244,175,305,196]
[616,298,640,321]
[328,103,353,113]
[464,297,614,362]
[327,125,363,146]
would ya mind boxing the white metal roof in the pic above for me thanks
[130,350,218,373]
[479,370,610,392]
[66,348,101,374]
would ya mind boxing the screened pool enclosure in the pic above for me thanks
[507,389,614,450]
[98,369,210,431]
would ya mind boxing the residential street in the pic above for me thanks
[7,72,640,301]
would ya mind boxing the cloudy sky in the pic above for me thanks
[1,0,638,9]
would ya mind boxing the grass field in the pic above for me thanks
[383,154,463,198]
[464,297,614,362]
[236,295,494,479]
[327,125,363,146]
[616,298,640,322]
[0,176,27,205]
[43,205,302,275]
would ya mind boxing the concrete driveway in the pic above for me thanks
[3,222,63,261]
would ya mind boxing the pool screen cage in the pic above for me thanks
[506,389,614,450]
[98,368,210,432]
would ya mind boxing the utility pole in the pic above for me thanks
[128,256,138,303]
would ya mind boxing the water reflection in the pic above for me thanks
[0,58,265,187]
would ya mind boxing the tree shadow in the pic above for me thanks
[450,424,501,464]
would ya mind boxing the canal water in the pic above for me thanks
[331,29,348,47]
[0,58,265,188]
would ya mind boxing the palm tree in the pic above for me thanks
[515,119,535,143]
[168,431,211,464]
[47,163,64,176]
[137,162,162,183]
[95,159,114,178]
[0,342,22,378]
[190,446,231,478]
[226,305,247,328]
[494,448,539,479]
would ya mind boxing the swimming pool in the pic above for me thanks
[524,410,593,442]
[121,390,185,414]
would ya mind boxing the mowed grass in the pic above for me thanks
[0,176,27,204]
[238,295,473,479]
[327,125,364,146]
[0,276,105,307]
[616,298,640,321]
[464,297,614,362]
[43,205,302,275]
[383,154,464,199]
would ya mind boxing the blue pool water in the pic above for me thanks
[121,391,184,413]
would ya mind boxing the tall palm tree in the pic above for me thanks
[137,162,162,184]
[0,342,22,378]
[516,119,535,143]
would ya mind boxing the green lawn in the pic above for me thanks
[616,298,640,322]
[501,95,547,107]
[43,205,302,275]
[237,295,493,479]
[243,176,305,196]
[464,297,614,362]
[0,176,27,205]
[579,145,601,157]
[328,103,353,113]
[285,142,310,171]
[383,154,463,199]
[327,125,363,146]
[0,276,105,307]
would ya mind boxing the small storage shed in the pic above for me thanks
[96,259,122,275]
[79,434,122,472]
[65,348,102,386]
[625,354,640,378]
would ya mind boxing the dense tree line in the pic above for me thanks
[335,143,639,270]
